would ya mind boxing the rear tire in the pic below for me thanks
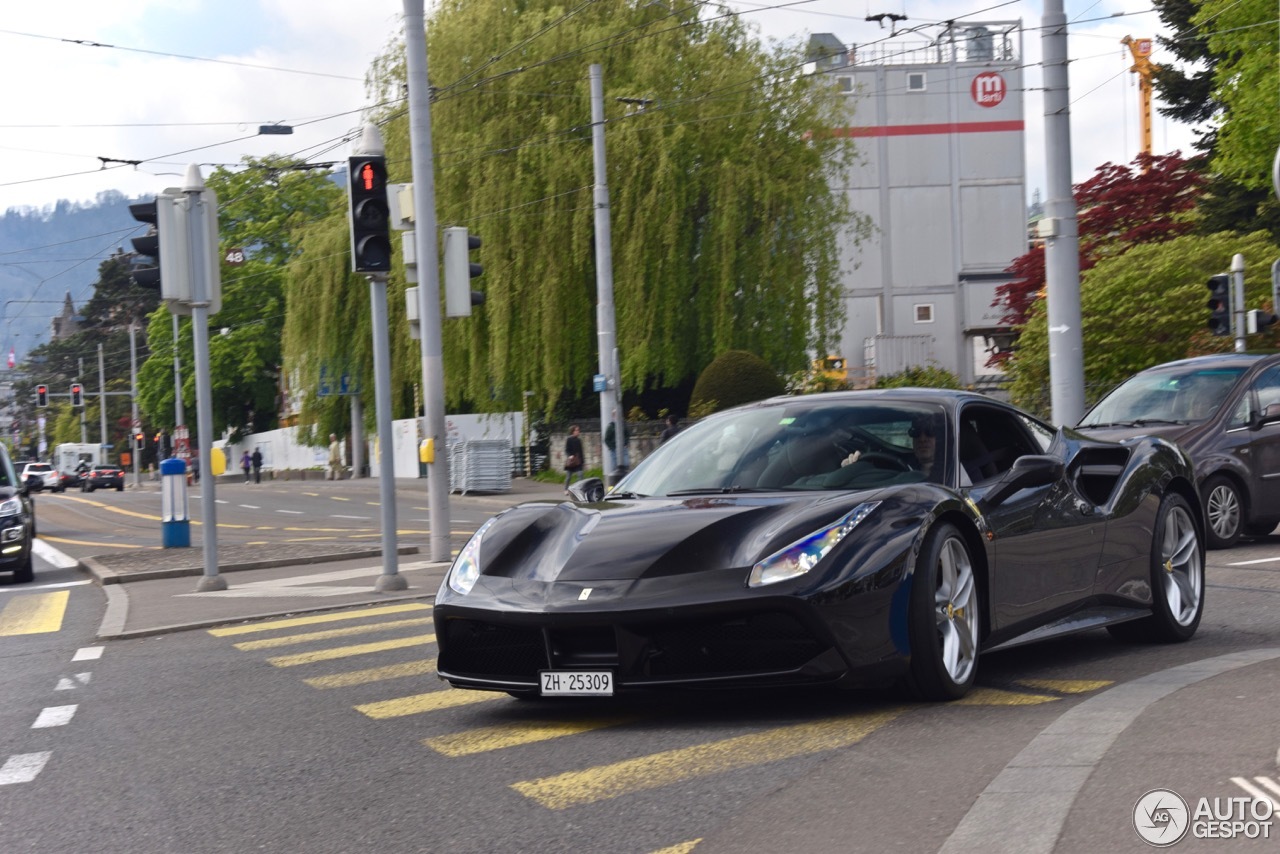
[1108,492,1203,643]
[905,522,980,701]
[1202,473,1243,549]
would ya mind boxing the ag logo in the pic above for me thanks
[1133,788,1189,846]
[970,71,1006,108]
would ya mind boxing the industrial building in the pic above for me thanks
[810,21,1027,387]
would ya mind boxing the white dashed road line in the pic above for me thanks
[55,673,92,691]
[72,646,104,661]
[32,705,78,728]
[277,509,303,515]
[0,752,51,785]
[332,514,370,520]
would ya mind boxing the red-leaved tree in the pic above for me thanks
[992,152,1204,363]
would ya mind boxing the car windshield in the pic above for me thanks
[615,400,950,497]
[1079,366,1247,427]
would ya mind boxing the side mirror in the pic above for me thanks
[979,454,1062,509]
[567,477,605,503]
[1257,402,1280,428]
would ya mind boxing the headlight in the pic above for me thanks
[748,502,880,588]
[448,517,496,595]
[0,497,20,516]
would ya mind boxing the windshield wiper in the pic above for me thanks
[1084,418,1185,428]
[665,486,773,496]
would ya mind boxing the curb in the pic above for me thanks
[79,545,421,585]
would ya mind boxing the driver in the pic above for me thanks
[909,414,944,483]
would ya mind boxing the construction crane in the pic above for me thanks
[1121,36,1157,170]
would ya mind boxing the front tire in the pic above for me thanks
[1108,492,1203,643]
[13,550,33,583]
[1202,473,1243,549]
[906,523,980,701]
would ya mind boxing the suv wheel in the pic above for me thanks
[1203,473,1243,549]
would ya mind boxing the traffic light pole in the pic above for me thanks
[403,0,452,563]
[183,165,226,593]
[1232,253,1247,353]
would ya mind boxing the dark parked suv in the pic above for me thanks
[1077,353,1280,548]
[0,443,36,583]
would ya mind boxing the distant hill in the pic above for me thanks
[0,192,144,357]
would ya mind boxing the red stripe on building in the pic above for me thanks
[834,121,1024,138]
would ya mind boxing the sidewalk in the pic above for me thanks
[79,476,571,641]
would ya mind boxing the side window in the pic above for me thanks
[1228,394,1251,430]
[1016,413,1056,452]
[1253,366,1280,414]
[958,405,1038,483]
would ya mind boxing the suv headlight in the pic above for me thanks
[0,497,21,516]
[448,517,497,595]
[749,502,880,587]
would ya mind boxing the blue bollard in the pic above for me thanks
[160,457,191,548]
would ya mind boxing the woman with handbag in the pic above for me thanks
[563,425,584,492]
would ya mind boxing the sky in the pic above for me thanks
[0,0,1200,218]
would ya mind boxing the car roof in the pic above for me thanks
[1134,352,1280,373]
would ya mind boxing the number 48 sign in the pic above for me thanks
[224,247,245,266]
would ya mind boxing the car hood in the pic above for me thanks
[1074,423,1195,444]
[473,491,886,585]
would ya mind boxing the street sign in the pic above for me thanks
[593,373,608,392]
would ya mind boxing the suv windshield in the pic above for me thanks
[1080,366,1246,427]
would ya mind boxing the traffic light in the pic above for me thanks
[35,384,48,407]
[70,382,83,407]
[129,199,162,288]
[444,226,483,317]
[347,156,392,273]
[135,431,145,451]
[1247,309,1278,334]
[1207,273,1232,337]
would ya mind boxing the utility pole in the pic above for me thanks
[129,323,140,488]
[98,344,106,446]
[78,357,87,443]
[1041,0,1086,426]
[590,64,624,485]
[403,0,452,562]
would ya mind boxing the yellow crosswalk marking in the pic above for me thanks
[511,708,906,810]
[650,842,701,854]
[304,659,438,689]
[1015,678,1114,694]
[356,689,503,718]
[209,603,432,637]
[232,617,433,651]
[267,634,436,667]
[425,717,635,757]
[952,687,1060,706]
[0,591,71,636]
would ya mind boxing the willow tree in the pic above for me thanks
[284,1,861,417]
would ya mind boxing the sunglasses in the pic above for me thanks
[908,426,935,438]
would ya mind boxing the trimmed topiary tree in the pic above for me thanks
[689,350,786,414]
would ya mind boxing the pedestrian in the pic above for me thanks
[563,425,584,492]
[241,450,252,483]
[328,433,343,480]
[251,447,263,484]
[660,414,681,444]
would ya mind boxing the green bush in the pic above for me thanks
[690,350,786,414]
[874,364,962,390]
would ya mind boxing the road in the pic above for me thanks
[0,481,1278,852]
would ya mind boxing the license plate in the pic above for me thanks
[539,670,613,697]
